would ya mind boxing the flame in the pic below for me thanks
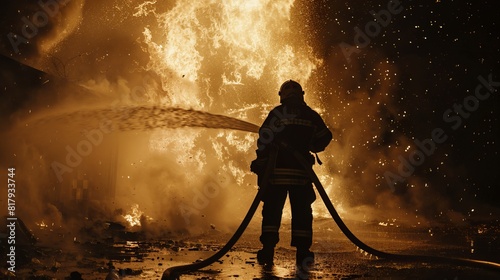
[128,0,327,225]
[123,204,149,227]
[36,220,49,228]
[136,0,320,108]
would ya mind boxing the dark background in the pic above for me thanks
[301,0,499,208]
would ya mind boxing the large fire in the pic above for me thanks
[127,0,334,223]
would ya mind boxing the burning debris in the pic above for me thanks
[122,204,148,228]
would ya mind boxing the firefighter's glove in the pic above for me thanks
[250,158,267,175]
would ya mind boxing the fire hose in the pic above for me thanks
[163,143,500,280]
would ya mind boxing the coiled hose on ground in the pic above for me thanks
[163,143,500,280]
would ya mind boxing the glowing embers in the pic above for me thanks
[36,220,50,229]
[122,204,152,227]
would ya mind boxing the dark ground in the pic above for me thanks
[2,217,499,280]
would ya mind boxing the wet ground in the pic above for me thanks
[2,218,499,279]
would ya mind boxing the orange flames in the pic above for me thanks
[128,0,334,222]
[136,0,321,108]
[12,0,343,232]
[123,204,152,227]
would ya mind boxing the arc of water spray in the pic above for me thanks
[28,105,261,134]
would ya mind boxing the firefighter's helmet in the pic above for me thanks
[279,80,304,99]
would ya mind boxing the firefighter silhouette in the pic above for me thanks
[251,80,332,270]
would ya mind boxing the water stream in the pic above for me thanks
[28,105,260,134]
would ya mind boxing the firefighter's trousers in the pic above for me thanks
[260,184,316,249]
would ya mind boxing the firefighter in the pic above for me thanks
[250,80,332,270]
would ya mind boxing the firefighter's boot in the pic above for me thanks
[257,246,274,266]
